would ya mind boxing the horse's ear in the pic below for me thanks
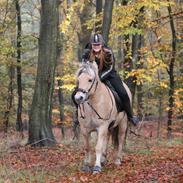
[81,60,90,66]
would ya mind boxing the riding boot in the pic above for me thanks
[123,101,139,126]
[106,74,140,126]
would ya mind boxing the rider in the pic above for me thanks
[79,33,139,126]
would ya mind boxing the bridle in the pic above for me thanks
[76,70,98,102]
[76,67,114,120]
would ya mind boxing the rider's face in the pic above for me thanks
[92,43,102,53]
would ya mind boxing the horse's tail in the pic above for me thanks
[111,125,119,148]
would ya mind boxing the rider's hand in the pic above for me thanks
[82,49,90,61]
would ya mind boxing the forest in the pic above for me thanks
[0,0,183,182]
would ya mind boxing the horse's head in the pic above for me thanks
[74,61,99,104]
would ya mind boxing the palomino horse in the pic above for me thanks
[74,61,131,174]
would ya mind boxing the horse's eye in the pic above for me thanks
[88,79,92,82]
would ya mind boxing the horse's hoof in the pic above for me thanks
[81,164,91,172]
[93,165,101,174]
[114,158,121,165]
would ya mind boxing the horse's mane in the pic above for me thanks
[77,62,98,78]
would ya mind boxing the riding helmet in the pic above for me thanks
[90,34,105,45]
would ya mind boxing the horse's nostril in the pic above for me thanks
[74,95,84,104]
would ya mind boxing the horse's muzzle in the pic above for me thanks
[74,92,88,104]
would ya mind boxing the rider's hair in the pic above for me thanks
[89,48,105,71]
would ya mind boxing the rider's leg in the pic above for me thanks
[107,74,139,125]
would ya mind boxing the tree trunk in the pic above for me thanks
[15,0,23,132]
[176,0,183,120]
[124,6,144,107]
[28,0,59,146]
[137,83,143,118]
[134,34,144,117]
[167,4,176,139]
[102,0,114,44]
[95,0,103,33]
[117,35,123,71]
[134,6,144,115]
[121,1,135,98]
[77,1,93,60]
[157,69,163,139]
[57,73,65,138]
[3,65,15,133]
[57,11,65,139]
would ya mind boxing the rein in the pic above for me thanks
[87,85,114,120]
[78,80,114,120]
[77,64,114,120]
[76,78,98,101]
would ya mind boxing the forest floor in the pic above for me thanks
[0,120,183,183]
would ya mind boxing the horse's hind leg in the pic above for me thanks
[93,126,108,173]
[114,114,128,165]
[81,132,92,172]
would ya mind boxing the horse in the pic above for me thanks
[74,61,131,174]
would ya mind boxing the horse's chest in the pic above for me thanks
[78,102,110,130]
[80,116,102,130]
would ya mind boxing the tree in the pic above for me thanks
[96,0,103,33]
[15,0,23,133]
[77,1,93,60]
[1,0,15,132]
[132,7,145,118]
[28,0,59,146]
[167,3,177,139]
[3,57,15,133]
[102,0,114,44]
[57,31,65,138]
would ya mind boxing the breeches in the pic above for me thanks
[106,74,130,108]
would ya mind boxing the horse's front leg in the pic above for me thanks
[81,131,92,172]
[93,126,108,174]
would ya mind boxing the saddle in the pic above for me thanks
[103,80,123,112]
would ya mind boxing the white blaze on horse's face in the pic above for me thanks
[75,67,96,104]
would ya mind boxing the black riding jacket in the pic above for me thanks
[81,43,116,81]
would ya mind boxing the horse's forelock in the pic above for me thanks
[77,63,96,78]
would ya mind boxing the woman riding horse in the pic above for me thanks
[75,61,129,173]
[73,33,139,126]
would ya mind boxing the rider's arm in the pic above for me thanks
[82,49,90,63]
[81,43,91,63]
[100,48,114,81]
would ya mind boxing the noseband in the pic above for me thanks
[76,73,98,101]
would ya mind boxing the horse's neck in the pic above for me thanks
[87,81,115,119]
[89,81,109,103]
